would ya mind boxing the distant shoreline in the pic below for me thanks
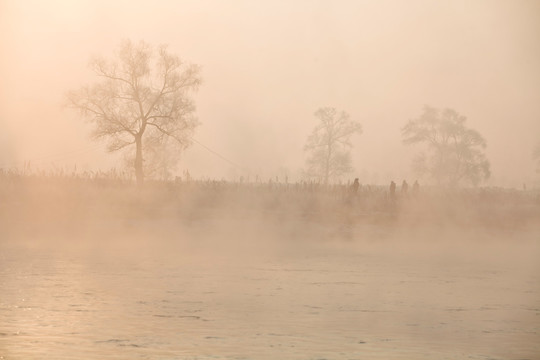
[1,173,539,240]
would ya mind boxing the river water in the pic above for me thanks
[1,218,539,360]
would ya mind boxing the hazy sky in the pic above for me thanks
[1,0,539,187]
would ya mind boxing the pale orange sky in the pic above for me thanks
[1,0,539,187]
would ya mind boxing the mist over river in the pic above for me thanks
[1,205,539,359]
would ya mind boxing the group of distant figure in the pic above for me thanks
[389,179,419,200]
[350,178,419,201]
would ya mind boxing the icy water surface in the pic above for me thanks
[1,223,539,360]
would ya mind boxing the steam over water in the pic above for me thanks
[1,183,539,359]
[2,2,540,358]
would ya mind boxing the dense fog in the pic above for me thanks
[1,0,540,187]
[1,1,540,359]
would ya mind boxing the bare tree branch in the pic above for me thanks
[304,107,362,184]
[68,39,201,185]
[402,106,490,186]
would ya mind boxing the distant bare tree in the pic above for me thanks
[304,107,362,185]
[68,39,202,186]
[402,106,490,186]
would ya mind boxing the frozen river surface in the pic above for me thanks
[1,221,539,360]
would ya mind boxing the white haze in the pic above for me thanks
[2,2,540,359]
[1,0,540,187]
[1,180,539,358]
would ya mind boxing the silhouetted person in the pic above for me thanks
[412,180,420,195]
[401,180,408,195]
[389,180,396,201]
[351,178,360,194]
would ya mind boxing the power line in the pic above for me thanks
[190,137,249,172]
[1,137,249,174]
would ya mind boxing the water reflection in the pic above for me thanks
[1,231,539,359]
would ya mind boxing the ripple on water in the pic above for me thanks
[1,242,539,360]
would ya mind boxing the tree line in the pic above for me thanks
[67,40,536,187]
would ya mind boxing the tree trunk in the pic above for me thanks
[134,135,144,187]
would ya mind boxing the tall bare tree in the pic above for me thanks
[304,107,362,185]
[68,39,202,186]
[402,106,490,186]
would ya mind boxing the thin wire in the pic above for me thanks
[190,137,248,172]
[0,137,248,174]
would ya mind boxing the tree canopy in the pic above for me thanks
[304,107,362,185]
[402,106,490,186]
[68,39,202,185]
